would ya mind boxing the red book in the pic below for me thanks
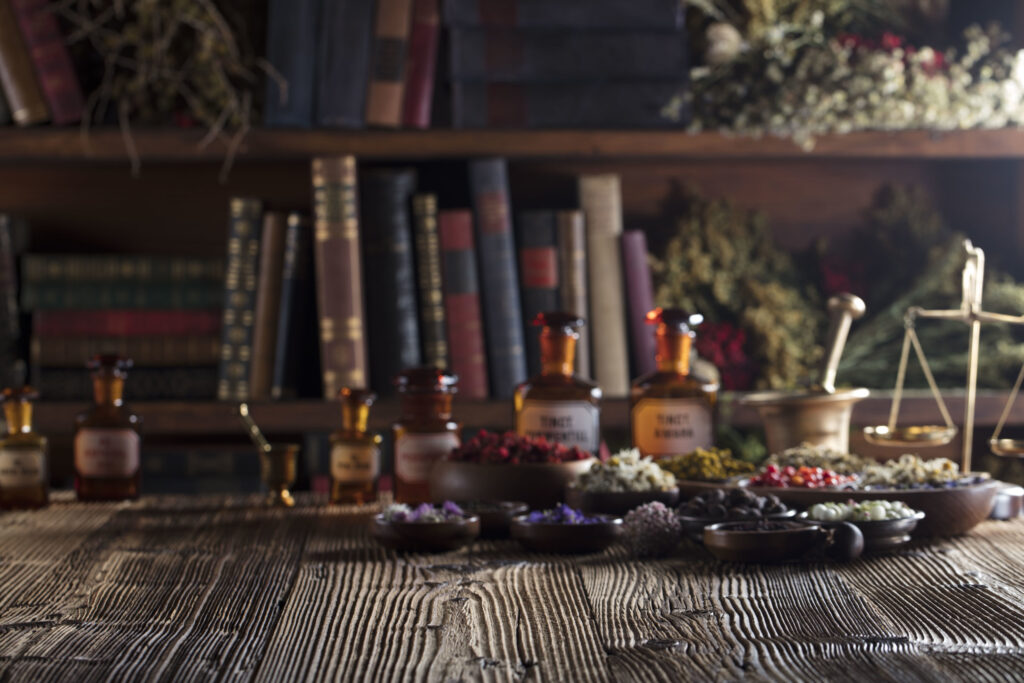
[438,209,488,399]
[10,0,84,125]
[401,0,439,128]
[33,310,222,337]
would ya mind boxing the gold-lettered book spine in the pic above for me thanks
[413,193,448,369]
[217,197,263,401]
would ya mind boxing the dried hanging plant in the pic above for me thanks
[51,0,279,178]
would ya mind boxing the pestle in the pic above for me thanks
[818,293,866,394]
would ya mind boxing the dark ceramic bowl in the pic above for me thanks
[510,515,623,554]
[370,514,481,553]
[430,459,595,509]
[565,486,680,516]
[680,509,797,544]
[797,511,925,552]
[704,519,864,563]
[454,501,529,538]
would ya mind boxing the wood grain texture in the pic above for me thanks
[1,496,1024,681]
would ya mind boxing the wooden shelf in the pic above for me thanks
[3,128,1024,162]
[32,390,1024,437]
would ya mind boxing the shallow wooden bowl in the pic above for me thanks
[565,487,680,516]
[703,521,827,563]
[370,515,480,553]
[510,515,622,554]
[430,459,595,509]
[680,509,797,544]
[797,511,925,552]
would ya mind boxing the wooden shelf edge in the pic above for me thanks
[3,128,1024,162]
[32,390,1024,437]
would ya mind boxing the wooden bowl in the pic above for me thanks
[743,479,998,536]
[565,487,679,516]
[510,515,622,554]
[680,509,797,544]
[369,515,480,553]
[703,520,828,563]
[430,459,595,509]
[676,479,741,499]
[454,501,529,538]
[797,511,925,552]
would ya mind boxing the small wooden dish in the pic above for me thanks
[797,511,925,552]
[370,515,480,553]
[704,520,863,563]
[510,515,622,554]
[454,501,529,538]
[680,509,796,544]
[565,487,680,516]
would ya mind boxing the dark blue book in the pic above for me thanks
[271,213,321,399]
[264,0,320,127]
[469,158,526,398]
[516,210,559,376]
[317,0,377,127]
[443,0,683,28]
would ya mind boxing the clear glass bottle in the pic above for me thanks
[392,367,460,504]
[74,355,142,501]
[330,387,382,505]
[514,312,601,453]
[0,386,48,509]
[631,308,718,459]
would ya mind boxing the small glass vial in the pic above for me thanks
[392,367,460,504]
[631,308,718,459]
[514,312,601,453]
[0,386,49,509]
[74,355,142,501]
[330,387,382,505]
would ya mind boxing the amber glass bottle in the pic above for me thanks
[631,308,718,459]
[0,387,48,509]
[74,355,142,501]
[514,312,601,453]
[330,387,382,504]
[392,367,460,503]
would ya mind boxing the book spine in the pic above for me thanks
[438,209,488,399]
[557,210,590,379]
[317,0,376,127]
[272,213,320,400]
[263,0,320,127]
[32,310,222,337]
[217,197,262,401]
[448,29,687,82]
[249,211,288,400]
[579,174,630,396]
[452,82,683,129]
[19,283,225,310]
[0,0,47,125]
[469,157,526,398]
[412,193,448,369]
[402,0,440,128]
[312,157,368,397]
[516,210,559,377]
[10,0,83,125]
[621,230,657,378]
[36,366,219,401]
[441,0,684,28]
[366,0,414,127]
[30,335,221,367]
[0,82,11,124]
[360,168,421,395]
[0,215,20,387]
[21,255,224,282]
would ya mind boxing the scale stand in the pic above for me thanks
[863,239,1024,473]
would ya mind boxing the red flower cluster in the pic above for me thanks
[448,430,591,464]
[749,465,853,489]
[836,31,946,75]
[695,321,756,390]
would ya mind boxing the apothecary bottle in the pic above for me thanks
[0,386,48,509]
[392,367,460,503]
[330,387,382,505]
[514,312,601,453]
[630,308,718,458]
[74,355,142,501]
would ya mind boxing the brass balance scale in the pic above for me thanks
[862,239,1024,472]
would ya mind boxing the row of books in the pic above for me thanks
[265,0,687,130]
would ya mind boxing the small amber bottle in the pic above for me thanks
[392,367,460,504]
[0,386,49,509]
[330,387,382,505]
[631,308,718,458]
[74,355,142,501]
[514,312,601,453]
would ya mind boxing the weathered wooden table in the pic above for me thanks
[1,494,1024,681]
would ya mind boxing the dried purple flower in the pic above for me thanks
[624,502,682,558]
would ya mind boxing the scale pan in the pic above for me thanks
[990,438,1024,457]
[863,424,957,447]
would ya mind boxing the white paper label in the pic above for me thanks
[395,432,460,484]
[74,429,140,478]
[0,448,45,488]
[516,400,600,453]
[632,399,713,457]
[331,443,380,484]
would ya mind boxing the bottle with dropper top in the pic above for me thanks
[0,386,49,509]
[514,311,601,453]
[630,308,718,458]
[74,354,142,501]
[330,387,382,504]
[392,367,460,503]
